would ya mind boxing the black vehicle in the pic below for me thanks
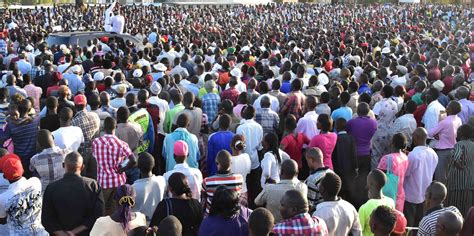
[46,31,141,48]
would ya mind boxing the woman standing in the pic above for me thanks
[308,114,337,170]
[260,132,290,187]
[149,172,203,236]
[90,184,146,236]
[446,124,474,217]
[230,134,251,205]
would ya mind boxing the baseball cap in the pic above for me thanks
[0,154,23,181]
[74,94,87,106]
[173,140,188,157]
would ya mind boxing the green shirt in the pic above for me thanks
[163,103,185,133]
[358,197,395,236]
[411,92,423,105]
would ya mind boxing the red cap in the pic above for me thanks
[0,154,23,181]
[145,74,153,84]
[420,54,426,62]
[393,209,407,235]
[74,94,87,106]
[52,71,63,83]
[100,36,109,43]
[360,42,369,47]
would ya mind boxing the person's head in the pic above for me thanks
[446,100,461,116]
[64,152,84,174]
[424,181,447,209]
[117,106,130,123]
[216,150,232,172]
[285,114,297,132]
[412,127,428,146]
[103,116,116,134]
[317,114,332,132]
[367,169,387,197]
[369,205,397,236]
[280,159,298,180]
[305,96,317,111]
[382,85,394,98]
[242,105,256,120]
[335,118,347,132]
[18,99,32,118]
[137,89,149,104]
[74,94,87,111]
[157,216,182,236]
[231,134,246,153]
[114,184,137,231]
[425,87,440,104]
[320,172,342,200]
[218,113,231,130]
[46,96,58,114]
[391,133,407,151]
[168,172,192,199]
[279,190,308,220]
[249,208,274,236]
[340,91,350,106]
[455,86,470,100]
[0,88,9,102]
[357,102,370,117]
[404,100,417,115]
[260,95,271,109]
[169,89,183,104]
[137,152,154,176]
[37,129,54,151]
[173,140,188,164]
[457,124,474,141]
[126,93,137,107]
[209,186,240,218]
[305,147,324,170]
[435,211,463,236]
[176,113,190,129]
[291,78,303,91]
[182,92,195,108]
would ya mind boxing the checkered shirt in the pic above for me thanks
[72,110,100,155]
[255,108,280,135]
[29,66,45,80]
[92,134,133,189]
[202,92,221,123]
[29,146,70,192]
[280,91,305,120]
[273,213,329,236]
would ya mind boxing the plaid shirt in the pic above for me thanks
[29,146,70,192]
[273,213,328,236]
[72,110,100,155]
[280,91,305,120]
[92,134,133,189]
[202,92,221,123]
[255,108,280,135]
[29,66,45,80]
[220,87,240,106]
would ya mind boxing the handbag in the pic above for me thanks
[382,155,399,203]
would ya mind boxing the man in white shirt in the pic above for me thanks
[422,88,446,131]
[403,128,438,227]
[296,96,320,140]
[392,100,417,146]
[52,107,84,152]
[313,172,362,236]
[132,152,166,223]
[16,53,32,75]
[163,141,203,201]
[110,10,125,34]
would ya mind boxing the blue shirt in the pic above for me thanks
[0,117,40,167]
[207,131,234,175]
[198,206,251,236]
[280,82,291,94]
[331,106,353,124]
[163,128,199,171]
[202,92,221,123]
[63,73,85,95]
[358,83,372,95]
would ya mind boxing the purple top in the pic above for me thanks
[346,116,377,156]
[198,207,252,236]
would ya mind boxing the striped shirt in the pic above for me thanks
[418,206,461,236]
[305,167,334,209]
[202,172,243,214]
[29,146,70,192]
[92,134,133,189]
[0,117,40,167]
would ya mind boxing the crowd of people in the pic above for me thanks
[0,2,473,236]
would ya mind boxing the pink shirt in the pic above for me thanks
[378,152,409,212]
[24,84,42,112]
[233,104,246,119]
[309,132,337,169]
[428,115,462,150]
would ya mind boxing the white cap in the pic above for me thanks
[93,72,105,81]
[230,68,242,78]
[150,81,162,95]
[153,63,167,72]
[133,69,143,78]
[25,45,34,52]
[71,65,82,74]
[432,80,445,92]
[381,47,391,54]
[318,73,329,86]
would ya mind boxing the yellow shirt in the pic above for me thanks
[358,197,395,236]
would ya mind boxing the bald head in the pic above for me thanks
[216,150,232,171]
[436,211,463,236]
[413,127,428,146]
[280,159,298,179]
[64,152,84,174]
[37,129,54,149]
[305,147,324,170]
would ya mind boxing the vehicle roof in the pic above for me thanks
[47,31,141,46]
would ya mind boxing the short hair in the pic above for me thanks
[405,100,417,113]
[321,172,342,197]
[183,92,195,107]
[249,208,274,236]
[46,96,58,110]
[426,181,447,202]
[209,186,240,218]
[103,116,117,132]
[282,189,308,210]
[447,100,461,115]
[335,118,346,131]
[371,205,397,234]
[157,215,182,236]
[218,114,231,130]
[369,169,387,190]
[117,106,130,122]
[382,85,394,98]
[176,113,190,128]
[291,78,303,91]
[392,133,407,150]
[64,152,83,168]
[242,105,256,119]
[137,152,154,173]
[126,93,137,107]
[216,150,232,171]
[280,159,298,177]
[340,91,351,104]
[285,114,297,131]
[306,96,317,110]
[137,89,149,102]
[320,92,330,103]
[59,107,73,123]
[357,102,370,116]
[260,95,271,108]
[317,114,332,132]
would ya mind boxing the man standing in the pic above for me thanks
[403,128,438,227]
[175,92,203,137]
[207,114,234,176]
[52,107,84,152]
[71,94,100,179]
[296,96,319,140]
[164,89,185,134]
[305,147,333,209]
[255,159,307,223]
[110,10,125,34]
[422,88,445,131]
[272,190,328,235]
[29,129,71,192]
[202,80,221,124]
[92,117,136,215]
[42,152,104,236]
[115,107,143,154]
[0,154,47,235]
[255,96,280,135]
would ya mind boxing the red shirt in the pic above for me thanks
[281,133,310,168]
[220,87,240,106]
[413,103,428,127]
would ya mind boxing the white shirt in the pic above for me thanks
[404,146,438,204]
[253,94,280,113]
[0,177,47,236]
[51,126,84,152]
[17,59,31,75]
[373,98,398,126]
[56,63,71,74]
[260,149,290,187]
[110,15,125,34]
[132,175,166,222]
[148,96,170,135]
[236,119,264,170]
[296,111,320,140]
[422,100,446,131]
[313,199,362,236]
[230,153,251,192]
[164,163,203,201]
[392,114,417,145]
